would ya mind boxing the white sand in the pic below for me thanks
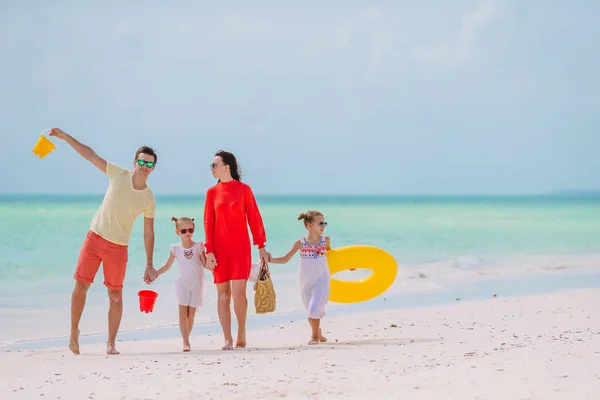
[1,288,599,400]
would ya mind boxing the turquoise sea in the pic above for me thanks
[1,193,600,350]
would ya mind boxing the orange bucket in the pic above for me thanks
[32,134,56,159]
[138,290,158,313]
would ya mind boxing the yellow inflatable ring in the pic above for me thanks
[327,245,398,304]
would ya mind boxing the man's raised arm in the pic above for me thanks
[49,128,107,173]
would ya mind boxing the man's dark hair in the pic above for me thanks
[135,146,157,163]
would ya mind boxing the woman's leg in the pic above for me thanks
[231,279,248,348]
[178,305,191,351]
[216,282,233,350]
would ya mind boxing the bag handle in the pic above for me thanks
[258,259,270,280]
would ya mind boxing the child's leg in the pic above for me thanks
[305,276,329,344]
[187,306,197,337]
[178,305,191,351]
[307,318,320,345]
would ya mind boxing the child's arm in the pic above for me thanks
[156,251,176,276]
[269,240,301,264]
[199,251,213,270]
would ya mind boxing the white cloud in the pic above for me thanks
[410,0,497,69]
[364,32,394,82]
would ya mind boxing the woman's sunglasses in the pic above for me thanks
[180,228,194,234]
[316,222,328,227]
[137,159,156,168]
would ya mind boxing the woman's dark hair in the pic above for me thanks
[215,150,242,181]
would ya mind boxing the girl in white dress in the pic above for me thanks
[270,210,330,345]
[157,216,212,351]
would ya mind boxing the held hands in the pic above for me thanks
[206,253,217,271]
[259,247,271,263]
[144,264,158,284]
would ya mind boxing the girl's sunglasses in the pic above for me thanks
[137,159,155,168]
[180,228,194,234]
[316,222,328,227]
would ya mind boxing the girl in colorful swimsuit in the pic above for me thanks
[269,210,330,345]
[157,216,210,352]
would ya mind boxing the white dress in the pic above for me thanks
[298,236,330,319]
[171,242,208,308]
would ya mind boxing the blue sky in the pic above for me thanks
[1,1,598,195]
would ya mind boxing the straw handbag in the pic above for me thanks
[253,260,276,314]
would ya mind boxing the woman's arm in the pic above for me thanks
[203,188,216,254]
[270,240,301,264]
[244,185,267,249]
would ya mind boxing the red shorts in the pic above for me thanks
[212,249,251,284]
[74,231,129,290]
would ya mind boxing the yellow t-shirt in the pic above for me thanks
[89,162,156,246]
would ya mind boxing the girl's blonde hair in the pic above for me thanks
[171,216,195,229]
[297,210,324,226]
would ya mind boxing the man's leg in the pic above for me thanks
[70,281,91,355]
[71,231,102,355]
[106,288,122,355]
[102,240,128,355]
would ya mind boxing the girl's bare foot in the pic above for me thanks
[318,329,327,343]
[106,343,120,355]
[222,339,233,350]
[308,336,319,345]
[183,344,191,352]
[69,329,80,355]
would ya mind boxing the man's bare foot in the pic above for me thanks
[106,343,120,355]
[222,339,233,350]
[308,336,319,345]
[318,329,327,343]
[69,330,80,355]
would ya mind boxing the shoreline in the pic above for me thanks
[1,286,599,399]
[3,266,600,352]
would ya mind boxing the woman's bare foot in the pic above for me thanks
[106,343,120,355]
[69,329,80,355]
[183,342,191,352]
[222,339,233,350]
[235,332,246,349]
[318,329,327,343]
[308,335,319,345]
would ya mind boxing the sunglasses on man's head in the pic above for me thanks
[180,228,194,234]
[137,159,155,168]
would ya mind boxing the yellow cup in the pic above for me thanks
[32,134,56,159]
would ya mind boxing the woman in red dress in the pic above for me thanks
[204,150,270,350]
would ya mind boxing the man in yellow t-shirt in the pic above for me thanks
[49,128,159,356]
